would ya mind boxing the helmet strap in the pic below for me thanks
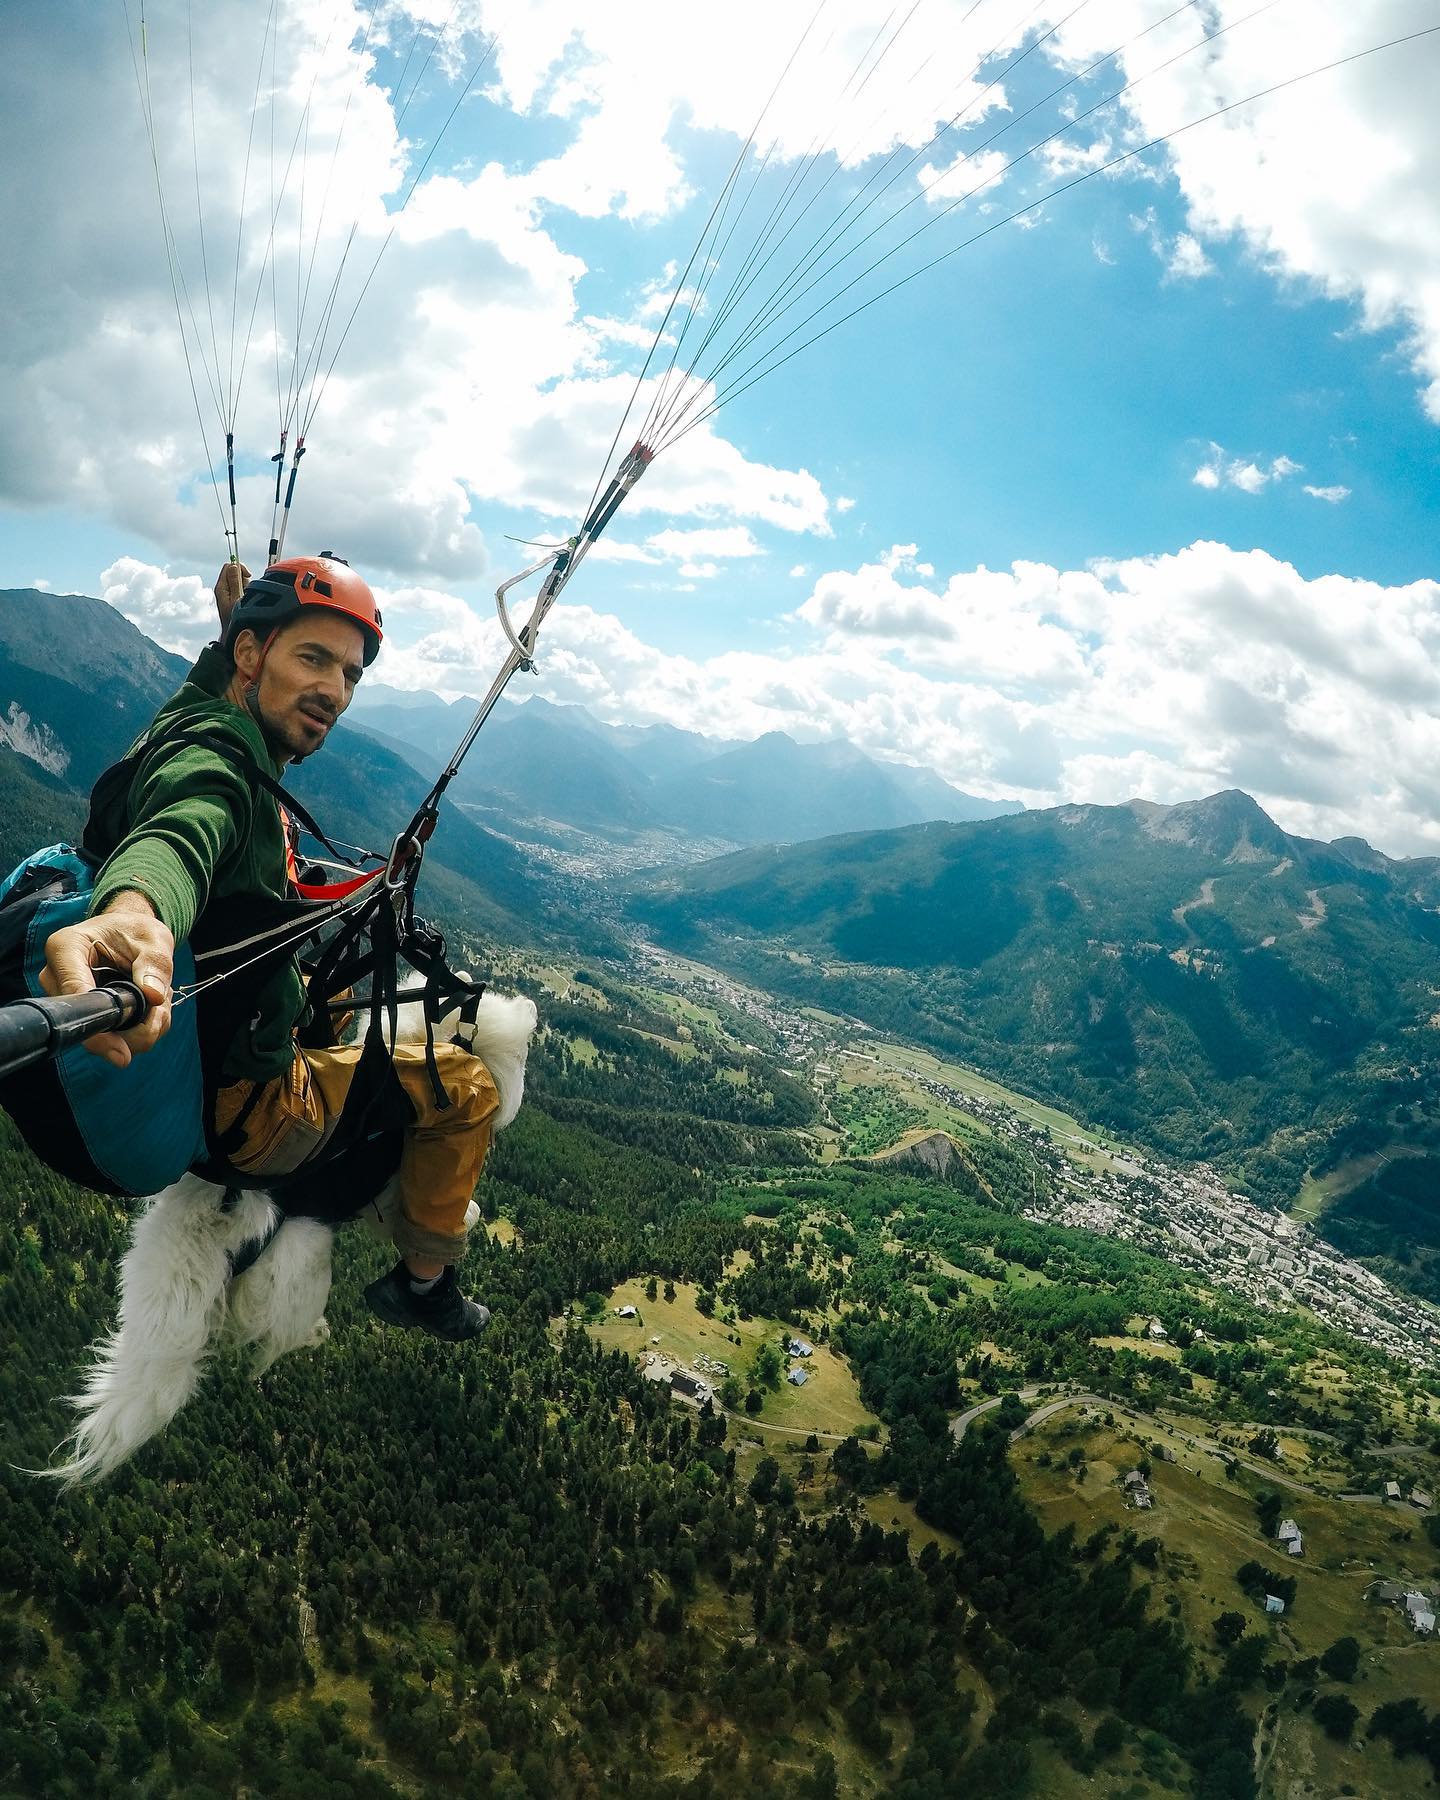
[242,627,282,736]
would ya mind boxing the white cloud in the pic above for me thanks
[109,540,1440,855]
[100,557,214,657]
[1053,2,1440,420]
[1304,483,1352,503]
[0,1,840,586]
[1191,443,1303,494]
[1166,233,1214,281]
[917,148,1011,206]
[1131,209,1215,282]
[646,525,762,560]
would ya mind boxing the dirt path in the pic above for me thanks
[731,1416,851,1443]
[1172,877,1216,930]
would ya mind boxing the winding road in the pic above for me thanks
[952,1386,1411,1507]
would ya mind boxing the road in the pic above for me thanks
[949,1383,1050,1443]
[953,1387,1398,1506]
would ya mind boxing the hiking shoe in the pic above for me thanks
[363,1262,491,1342]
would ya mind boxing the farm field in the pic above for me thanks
[582,1276,881,1441]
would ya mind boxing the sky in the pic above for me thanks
[3,1,1440,851]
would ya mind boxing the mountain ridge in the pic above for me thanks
[351,682,1016,848]
[628,788,1440,1216]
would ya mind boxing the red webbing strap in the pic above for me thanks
[293,869,382,901]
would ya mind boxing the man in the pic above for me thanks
[39,553,496,1340]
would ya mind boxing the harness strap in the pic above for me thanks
[212,1078,268,1160]
[159,729,367,868]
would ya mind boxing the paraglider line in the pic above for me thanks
[672,19,1440,447]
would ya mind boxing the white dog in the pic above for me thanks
[47,989,537,1486]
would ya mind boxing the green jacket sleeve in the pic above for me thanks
[89,740,256,943]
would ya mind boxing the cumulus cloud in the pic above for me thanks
[788,539,1440,851]
[0,1,840,585]
[101,558,214,656]
[110,539,1440,853]
[1131,209,1214,281]
[645,526,762,560]
[1304,483,1352,503]
[918,148,1012,206]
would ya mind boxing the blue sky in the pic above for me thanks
[4,2,1440,849]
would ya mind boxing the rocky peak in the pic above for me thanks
[1131,790,1291,863]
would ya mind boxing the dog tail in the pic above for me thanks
[42,1177,238,1487]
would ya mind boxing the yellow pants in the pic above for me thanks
[213,1041,499,1263]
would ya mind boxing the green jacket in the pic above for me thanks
[87,644,304,1083]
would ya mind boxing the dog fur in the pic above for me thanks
[47,989,537,1486]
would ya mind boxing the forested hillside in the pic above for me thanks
[630,791,1440,1211]
[5,968,1439,1798]
[2,597,1439,1796]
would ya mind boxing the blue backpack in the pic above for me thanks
[0,843,206,1195]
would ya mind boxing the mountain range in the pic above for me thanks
[629,788,1440,1238]
[7,587,1440,1293]
[0,586,1016,925]
[351,685,1016,850]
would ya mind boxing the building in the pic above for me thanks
[615,1304,637,1318]
[1277,1520,1300,1544]
[670,1370,712,1403]
[1122,1470,1152,1509]
[1264,1595,1285,1615]
[788,1338,814,1357]
[1147,1317,1168,1341]
[1412,1490,1433,1510]
[786,1367,808,1386]
[1286,1534,1303,1558]
[1369,1581,1404,1603]
[1414,1610,1437,1636]
[1384,1481,1402,1501]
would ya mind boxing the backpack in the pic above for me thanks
[0,842,207,1195]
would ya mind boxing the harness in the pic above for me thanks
[168,729,482,1218]
[0,720,484,1223]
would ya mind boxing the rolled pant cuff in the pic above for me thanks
[392,1218,470,1264]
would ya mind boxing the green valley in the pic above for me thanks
[629,789,1440,1294]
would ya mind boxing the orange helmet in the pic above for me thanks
[226,552,383,665]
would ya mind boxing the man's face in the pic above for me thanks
[235,610,366,762]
